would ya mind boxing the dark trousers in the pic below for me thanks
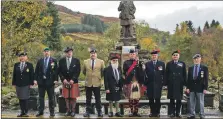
[169,99,182,115]
[85,86,102,113]
[38,85,55,113]
[149,98,161,115]
[19,99,28,113]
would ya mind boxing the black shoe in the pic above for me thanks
[65,111,70,116]
[149,113,154,117]
[17,113,24,117]
[187,116,195,119]
[129,113,134,117]
[115,112,123,117]
[134,112,141,117]
[83,112,90,117]
[71,112,75,117]
[23,113,29,117]
[176,114,182,118]
[200,116,205,119]
[36,112,43,117]
[50,112,55,117]
[98,112,103,117]
[108,112,113,117]
[155,113,160,117]
[169,113,175,117]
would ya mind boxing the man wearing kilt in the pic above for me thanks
[58,47,81,117]
[122,49,145,117]
[165,50,187,118]
[104,54,123,117]
[12,52,34,117]
[144,49,165,117]
[35,47,58,117]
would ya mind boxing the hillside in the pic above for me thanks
[56,4,119,24]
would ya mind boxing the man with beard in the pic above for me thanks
[144,49,165,117]
[35,47,58,117]
[104,54,123,117]
[165,50,187,118]
[83,48,105,117]
[58,47,81,117]
[122,49,144,117]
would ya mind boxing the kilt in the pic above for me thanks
[16,86,30,100]
[62,83,80,99]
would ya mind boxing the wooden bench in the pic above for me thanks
[58,95,187,115]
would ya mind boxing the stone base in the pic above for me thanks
[219,94,223,112]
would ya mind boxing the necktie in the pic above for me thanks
[92,59,94,70]
[67,58,70,70]
[153,61,156,66]
[114,69,119,82]
[21,62,24,72]
[44,57,48,74]
[194,65,198,79]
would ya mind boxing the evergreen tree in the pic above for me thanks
[197,26,202,36]
[210,19,216,28]
[44,2,62,51]
[203,21,210,32]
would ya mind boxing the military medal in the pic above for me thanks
[26,68,29,72]
[201,71,204,78]
[158,66,163,70]
[177,63,183,67]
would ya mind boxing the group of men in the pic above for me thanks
[12,47,208,119]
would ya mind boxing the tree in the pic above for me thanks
[210,19,216,28]
[81,14,105,33]
[203,21,210,31]
[43,2,62,51]
[197,26,202,36]
[1,1,52,85]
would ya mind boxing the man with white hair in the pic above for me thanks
[104,54,123,117]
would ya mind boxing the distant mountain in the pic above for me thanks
[55,4,119,24]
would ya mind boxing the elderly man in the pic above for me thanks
[187,54,208,119]
[104,54,123,117]
[58,47,81,117]
[83,48,105,117]
[165,50,187,118]
[144,49,165,117]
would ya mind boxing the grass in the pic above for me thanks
[59,12,81,24]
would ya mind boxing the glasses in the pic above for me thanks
[173,54,178,56]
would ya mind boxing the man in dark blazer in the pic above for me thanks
[104,55,123,117]
[58,47,81,117]
[165,50,187,118]
[187,54,208,119]
[35,47,58,117]
[12,52,34,117]
[144,49,165,117]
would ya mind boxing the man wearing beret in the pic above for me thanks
[187,54,208,119]
[35,47,58,117]
[12,52,34,117]
[83,48,105,117]
[58,47,81,117]
[144,49,165,117]
[104,55,123,117]
[165,50,187,118]
[122,49,144,117]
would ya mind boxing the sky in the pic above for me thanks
[55,1,223,33]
